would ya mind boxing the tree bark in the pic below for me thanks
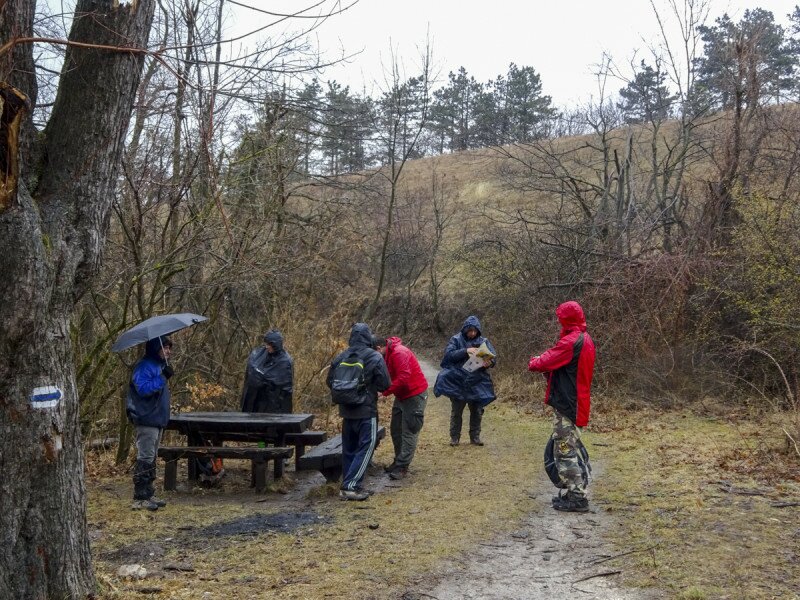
[0,1,156,598]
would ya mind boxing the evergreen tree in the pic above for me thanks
[320,82,373,174]
[429,67,483,151]
[294,79,322,175]
[502,64,554,143]
[695,9,798,109]
[618,60,676,124]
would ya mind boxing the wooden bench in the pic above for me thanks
[158,446,294,493]
[284,431,327,469]
[194,431,327,471]
[297,426,385,482]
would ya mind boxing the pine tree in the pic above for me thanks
[695,9,798,110]
[618,60,676,124]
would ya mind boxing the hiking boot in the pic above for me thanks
[470,436,484,446]
[339,489,370,501]
[388,467,408,481]
[148,496,167,508]
[449,437,460,446]
[131,499,159,511]
[552,493,589,513]
[384,461,397,473]
[356,486,375,496]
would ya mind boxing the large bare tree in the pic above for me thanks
[0,1,156,597]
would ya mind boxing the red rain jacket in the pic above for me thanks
[382,337,429,401]
[528,301,595,427]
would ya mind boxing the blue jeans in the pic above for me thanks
[341,417,377,491]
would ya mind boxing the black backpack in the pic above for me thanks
[544,437,592,489]
[330,350,368,406]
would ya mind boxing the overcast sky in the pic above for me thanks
[230,0,799,107]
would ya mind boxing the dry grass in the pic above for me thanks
[89,396,550,599]
[593,409,800,600]
[87,394,800,600]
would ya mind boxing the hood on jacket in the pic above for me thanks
[348,323,374,349]
[263,329,284,353]
[385,336,402,355]
[556,301,587,334]
[460,315,482,338]
[145,336,172,361]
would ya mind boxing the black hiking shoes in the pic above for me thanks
[388,466,408,481]
[131,498,159,511]
[470,436,484,446]
[552,492,589,513]
[148,495,167,508]
[449,437,460,446]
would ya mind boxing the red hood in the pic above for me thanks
[386,336,403,354]
[557,301,587,337]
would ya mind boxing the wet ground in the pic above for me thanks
[402,359,664,600]
[99,358,665,599]
[403,474,664,600]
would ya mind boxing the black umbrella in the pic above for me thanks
[111,313,208,352]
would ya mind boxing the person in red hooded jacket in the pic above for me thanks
[528,301,596,512]
[373,336,429,480]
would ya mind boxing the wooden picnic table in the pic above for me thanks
[165,411,314,482]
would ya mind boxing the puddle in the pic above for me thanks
[100,511,331,564]
[193,511,330,538]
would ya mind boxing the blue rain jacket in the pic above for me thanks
[433,316,497,406]
[126,337,171,428]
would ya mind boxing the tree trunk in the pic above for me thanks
[0,1,156,598]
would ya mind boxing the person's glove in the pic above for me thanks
[162,365,175,379]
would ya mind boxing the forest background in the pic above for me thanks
[1,0,799,596]
[60,0,800,455]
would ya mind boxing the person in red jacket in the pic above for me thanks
[528,301,596,512]
[373,336,429,480]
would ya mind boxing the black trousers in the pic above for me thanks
[449,399,483,441]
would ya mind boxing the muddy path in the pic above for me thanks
[405,359,664,600]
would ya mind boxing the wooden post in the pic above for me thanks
[164,456,178,491]
[253,459,267,492]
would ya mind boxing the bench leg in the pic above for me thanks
[164,459,178,491]
[274,457,285,480]
[320,467,341,483]
[294,444,306,470]
[254,459,267,493]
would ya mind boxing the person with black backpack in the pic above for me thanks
[327,323,391,501]
[528,301,596,513]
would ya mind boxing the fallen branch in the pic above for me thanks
[718,484,772,496]
[588,544,657,566]
[572,570,622,584]
[770,501,800,508]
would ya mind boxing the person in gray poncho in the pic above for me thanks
[241,329,294,413]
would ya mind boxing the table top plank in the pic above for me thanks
[166,411,314,434]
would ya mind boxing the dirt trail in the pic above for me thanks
[408,359,663,600]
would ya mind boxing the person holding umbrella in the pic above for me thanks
[113,313,208,509]
[126,335,174,511]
